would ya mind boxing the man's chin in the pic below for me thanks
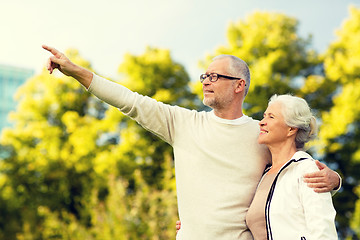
[203,99,212,107]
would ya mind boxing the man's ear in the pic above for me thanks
[235,79,246,94]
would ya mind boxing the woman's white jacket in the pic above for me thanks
[264,151,338,240]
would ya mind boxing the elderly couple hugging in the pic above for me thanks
[43,45,339,239]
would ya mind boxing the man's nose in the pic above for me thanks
[202,76,211,85]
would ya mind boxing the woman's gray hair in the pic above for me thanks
[268,94,317,149]
[213,55,250,96]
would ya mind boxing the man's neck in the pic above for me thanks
[209,96,245,120]
[213,109,244,120]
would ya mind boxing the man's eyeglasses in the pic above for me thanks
[200,73,244,83]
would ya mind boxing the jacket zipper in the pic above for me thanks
[265,158,308,240]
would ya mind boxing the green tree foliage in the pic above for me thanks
[197,11,319,119]
[0,47,194,239]
[0,49,99,239]
[319,6,360,239]
[1,9,359,239]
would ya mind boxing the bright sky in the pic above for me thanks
[1,0,359,81]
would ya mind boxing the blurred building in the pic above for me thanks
[0,64,34,131]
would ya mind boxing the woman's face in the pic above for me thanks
[258,102,291,146]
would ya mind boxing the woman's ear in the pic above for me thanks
[288,127,298,137]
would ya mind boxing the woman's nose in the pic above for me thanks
[259,119,266,126]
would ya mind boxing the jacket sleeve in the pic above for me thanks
[87,73,184,145]
[298,161,338,240]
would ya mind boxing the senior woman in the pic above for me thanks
[245,94,337,239]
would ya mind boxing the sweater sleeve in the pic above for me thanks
[331,171,342,196]
[87,73,180,145]
[298,161,338,240]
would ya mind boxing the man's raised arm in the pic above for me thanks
[42,45,93,89]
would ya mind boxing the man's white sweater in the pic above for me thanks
[88,74,270,240]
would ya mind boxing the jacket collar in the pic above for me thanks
[290,151,313,161]
[264,151,313,175]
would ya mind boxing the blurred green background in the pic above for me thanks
[1,3,360,240]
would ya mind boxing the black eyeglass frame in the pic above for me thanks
[200,73,244,84]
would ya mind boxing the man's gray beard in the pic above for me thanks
[203,98,217,109]
[203,95,235,111]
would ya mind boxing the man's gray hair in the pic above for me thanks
[213,55,250,96]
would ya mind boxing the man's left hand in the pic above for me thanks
[303,160,340,193]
